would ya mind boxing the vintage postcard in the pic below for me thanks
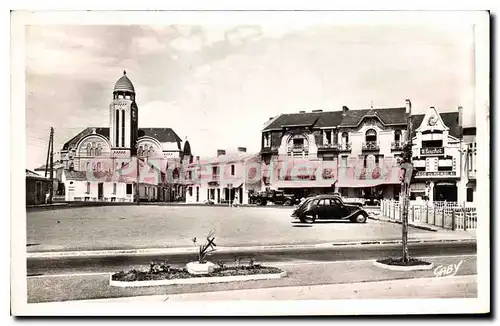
[11,10,490,316]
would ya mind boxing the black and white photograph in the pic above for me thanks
[10,10,490,316]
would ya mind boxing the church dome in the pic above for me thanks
[114,70,135,93]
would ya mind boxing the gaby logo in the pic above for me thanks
[433,260,464,278]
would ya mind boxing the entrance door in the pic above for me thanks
[98,183,104,200]
[217,189,221,203]
[239,187,243,204]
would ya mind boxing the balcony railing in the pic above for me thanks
[391,141,403,151]
[318,143,339,151]
[338,143,352,152]
[362,141,380,151]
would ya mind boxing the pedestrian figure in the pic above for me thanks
[45,191,50,204]
[232,193,239,208]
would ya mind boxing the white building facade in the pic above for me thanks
[185,148,262,205]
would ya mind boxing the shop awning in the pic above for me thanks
[336,180,399,188]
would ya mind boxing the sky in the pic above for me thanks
[25,23,476,170]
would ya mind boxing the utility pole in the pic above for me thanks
[49,127,54,204]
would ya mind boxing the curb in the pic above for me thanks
[369,215,438,232]
[27,239,476,260]
[372,260,434,271]
[109,271,288,288]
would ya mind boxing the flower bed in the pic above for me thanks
[376,257,432,266]
[112,265,283,282]
[373,257,434,271]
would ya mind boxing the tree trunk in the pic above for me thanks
[401,183,410,262]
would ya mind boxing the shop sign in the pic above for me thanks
[420,147,444,156]
[416,171,456,177]
[436,182,456,186]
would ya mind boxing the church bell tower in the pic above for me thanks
[109,71,139,156]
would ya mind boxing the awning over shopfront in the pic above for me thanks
[337,158,402,188]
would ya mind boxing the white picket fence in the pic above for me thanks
[380,199,477,231]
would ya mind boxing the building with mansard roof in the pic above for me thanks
[260,99,476,204]
[58,71,193,202]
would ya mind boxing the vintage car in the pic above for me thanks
[290,194,369,224]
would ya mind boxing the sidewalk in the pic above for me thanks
[34,275,478,304]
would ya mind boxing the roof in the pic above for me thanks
[26,169,48,180]
[138,128,182,148]
[440,112,461,138]
[411,112,460,138]
[62,127,109,150]
[263,112,323,131]
[114,71,135,93]
[339,107,407,127]
[263,107,461,138]
[63,127,182,150]
[263,107,407,131]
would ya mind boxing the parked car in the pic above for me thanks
[249,190,298,206]
[291,194,369,224]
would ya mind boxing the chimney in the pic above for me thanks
[405,99,412,115]
[312,109,323,113]
[458,106,463,137]
[237,147,247,153]
[299,110,306,113]
[342,106,349,116]
[217,149,226,157]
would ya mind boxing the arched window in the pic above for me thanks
[96,144,102,156]
[96,162,102,172]
[341,132,349,144]
[86,162,91,171]
[86,143,91,156]
[365,129,377,142]
[394,130,402,143]
[149,146,154,156]
[138,146,143,156]
[92,162,96,172]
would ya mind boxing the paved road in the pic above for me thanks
[27,254,477,303]
[27,241,476,276]
[27,206,465,252]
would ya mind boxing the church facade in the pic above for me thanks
[59,71,193,202]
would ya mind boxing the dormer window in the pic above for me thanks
[325,130,332,144]
[342,132,349,144]
[293,138,304,149]
[263,133,271,147]
[394,130,402,143]
[365,129,377,142]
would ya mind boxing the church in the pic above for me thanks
[58,71,193,202]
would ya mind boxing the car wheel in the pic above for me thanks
[354,214,367,223]
[303,213,317,224]
[255,199,262,206]
[284,199,292,206]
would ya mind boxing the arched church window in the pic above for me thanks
[138,146,143,156]
[149,146,154,156]
[96,144,102,156]
[86,143,91,156]
[96,162,102,172]
[92,162,96,172]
